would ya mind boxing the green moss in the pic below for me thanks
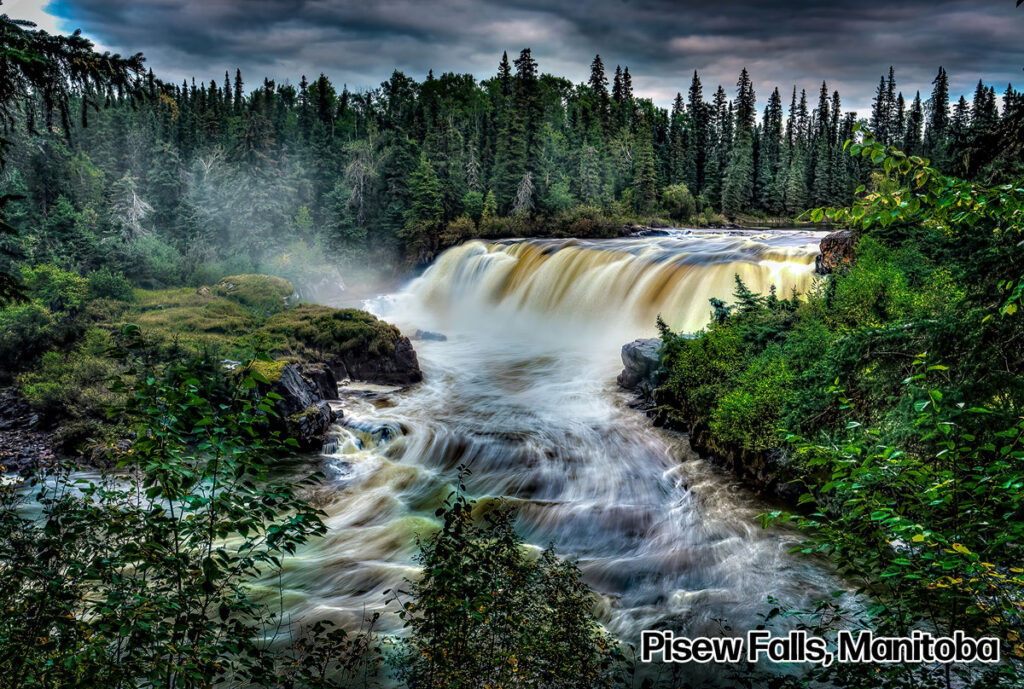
[251,359,287,383]
[214,274,294,315]
[122,287,258,355]
[259,304,400,360]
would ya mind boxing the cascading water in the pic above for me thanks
[279,230,846,663]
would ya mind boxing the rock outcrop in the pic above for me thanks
[265,363,339,451]
[330,336,423,386]
[412,329,448,342]
[617,338,664,393]
[815,229,856,275]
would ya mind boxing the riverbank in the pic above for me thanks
[0,273,422,474]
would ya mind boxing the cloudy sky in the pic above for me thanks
[9,0,1024,115]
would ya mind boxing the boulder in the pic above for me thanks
[412,329,448,342]
[815,230,856,275]
[266,363,340,451]
[331,336,423,386]
[617,338,664,391]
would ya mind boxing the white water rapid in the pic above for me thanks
[279,230,844,657]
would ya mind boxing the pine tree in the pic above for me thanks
[735,68,756,131]
[925,66,950,165]
[721,125,754,217]
[402,153,443,260]
[233,69,244,113]
[893,92,906,145]
[905,91,924,154]
[685,71,706,194]
[757,88,783,213]
[588,54,609,117]
[632,128,658,212]
[669,93,688,185]
[871,75,889,142]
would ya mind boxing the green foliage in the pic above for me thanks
[0,346,333,688]
[0,302,61,380]
[20,263,88,314]
[86,267,134,302]
[661,182,697,220]
[392,472,622,689]
[18,328,120,419]
[771,365,1024,686]
[710,350,793,450]
[657,129,1024,687]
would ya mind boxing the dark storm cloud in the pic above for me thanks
[41,0,1024,112]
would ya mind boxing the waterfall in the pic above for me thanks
[277,230,847,677]
[406,231,819,337]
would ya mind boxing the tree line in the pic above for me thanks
[3,45,1021,288]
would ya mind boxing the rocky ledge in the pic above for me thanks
[329,336,423,386]
[262,363,340,452]
[815,229,856,275]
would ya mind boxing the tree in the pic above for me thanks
[0,13,144,303]
[401,153,443,261]
[924,66,950,165]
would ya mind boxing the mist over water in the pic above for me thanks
[280,230,844,649]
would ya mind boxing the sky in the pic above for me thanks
[8,0,1024,116]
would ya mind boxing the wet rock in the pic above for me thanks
[412,329,448,342]
[617,338,664,392]
[0,390,59,474]
[815,229,856,275]
[331,336,423,386]
[264,363,340,451]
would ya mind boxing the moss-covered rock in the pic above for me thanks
[214,274,293,314]
[259,304,422,385]
[259,305,399,357]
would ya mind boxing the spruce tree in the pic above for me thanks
[924,66,950,164]
[685,71,706,194]
[758,88,784,214]
[234,68,244,113]
[905,91,924,154]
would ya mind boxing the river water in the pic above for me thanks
[278,230,844,651]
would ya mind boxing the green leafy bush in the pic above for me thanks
[0,302,58,380]
[86,267,134,302]
[393,473,622,689]
[0,349,333,688]
[710,350,793,450]
[19,264,88,314]
[18,329,120,419]
[662,183,697,221]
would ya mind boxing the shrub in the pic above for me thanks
[0,302,58,380]
[0,352,331,688]
[662,183,697,221]
[86,267,134,301]
[710,350,793,450]
[119,235,183,287]
[439,215,477,246]
[20,264,88,314]
[394,475,621,689]
[18,329,121,419]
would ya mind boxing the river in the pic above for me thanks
[277,229,846,658]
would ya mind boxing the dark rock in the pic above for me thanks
[815,229,856,275]
[331,336,423,386]
[265,363,340,451]
[412,329,448,342]
[617,338,665,392]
